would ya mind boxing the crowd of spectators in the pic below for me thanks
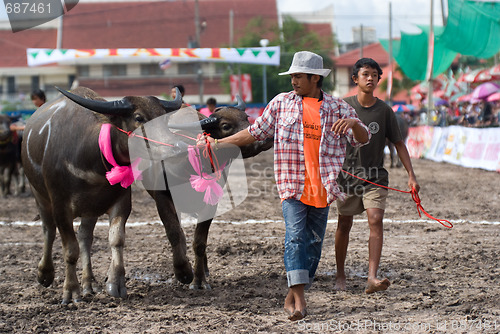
[404,99,500,128]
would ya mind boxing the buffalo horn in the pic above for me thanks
[55,86,134,115]
[168,115,218,130]
[159,87,183,112]
[234,94,246,111]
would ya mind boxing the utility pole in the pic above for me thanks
[260,39,269,104]
[426,0,435,125]
[440,0,446,26]
[229,10,234,48]
[57,16,63,49]
[360,24,364,58]
[194,0,203,105]
[388,3,393,106]
[194,0,201,47]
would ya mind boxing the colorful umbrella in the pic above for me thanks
[457,69,492,83]
[392,104,410,112]
[488,64,500,77]
[471,82,500,100]
[456,93,473,102]
[487,92,500,102]
[434,98,449,106]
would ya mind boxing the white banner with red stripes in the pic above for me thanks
[407,126,500,172]
[27,47,280,67]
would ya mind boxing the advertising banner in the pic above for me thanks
[407,125,500,172]
[27,47,281,67]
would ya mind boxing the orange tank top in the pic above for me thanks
[300,97,328,208]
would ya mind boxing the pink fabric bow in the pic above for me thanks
[188,146,224,205]
[98,123,142,188]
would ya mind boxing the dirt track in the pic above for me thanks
[0,149,499,333]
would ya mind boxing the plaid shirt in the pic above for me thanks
[248,91,370,205]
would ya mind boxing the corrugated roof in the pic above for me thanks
[334,42,389,67]
[0,29,57,67]
[0,0,279,68]
[61,0,278,49]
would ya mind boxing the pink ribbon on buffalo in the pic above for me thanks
[98,123,142,188]
[188,145,224,205]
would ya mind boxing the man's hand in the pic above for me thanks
[196,133,215,148]
[331,118,357,135]
[331,119,369,144]
[408,174,420,193]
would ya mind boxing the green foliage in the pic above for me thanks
[379,65,417,100]
[222,16,336,103]
[0,100,23,112]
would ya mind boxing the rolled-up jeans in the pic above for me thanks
[282,199,329,289]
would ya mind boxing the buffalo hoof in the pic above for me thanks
[82,287,94,297]
[189,282,212,290]
[106,282,127,298]
[174,267,194,285]
[61,290,82,305]
[82,279,102,297]
[82,282,101,297]
[37,268,55,288]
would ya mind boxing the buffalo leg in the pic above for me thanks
[35,195,56,289]
[78,217,99,297]
[190,218,212,290]
[0,166,11,197]
[152,191,194,284]
[54,208,81,304]
[105,193,131,298]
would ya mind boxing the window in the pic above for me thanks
[103,64,127,77]
[7,77,15,94]
[178,63,197,75]
[31,76,40,92]
[141,63,164,76]
[216,64,227,74]
[77,65,89,78]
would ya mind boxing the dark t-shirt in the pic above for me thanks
[337,96,403,194]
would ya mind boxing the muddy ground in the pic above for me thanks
[0,149,499,333]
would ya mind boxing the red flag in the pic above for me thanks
[230,74,252,102]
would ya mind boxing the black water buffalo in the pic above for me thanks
[141,98,272,290]
[0,114,22,197]
[387,113,409,168]
[21,86,181,304]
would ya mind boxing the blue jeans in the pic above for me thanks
[282,199,329,288]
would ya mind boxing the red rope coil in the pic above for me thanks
[341,169,453,228]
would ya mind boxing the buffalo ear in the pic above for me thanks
[55,86,134,115]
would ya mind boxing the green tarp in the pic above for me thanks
[380,0,500,81]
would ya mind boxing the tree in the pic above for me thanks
[378,65,417,100]
[222,16,336,103]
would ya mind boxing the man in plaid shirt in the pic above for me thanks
[199,51,370,321]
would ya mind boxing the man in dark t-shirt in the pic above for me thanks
[334,58,420,294]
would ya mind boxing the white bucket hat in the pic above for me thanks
[279,51,331,77]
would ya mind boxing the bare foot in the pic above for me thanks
[365,277,390,294]
[288,308,307,321]
[334,274,347,291]
[283,289,295,316]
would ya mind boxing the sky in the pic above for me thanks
[277,0,448,43]
[0,0,448,44]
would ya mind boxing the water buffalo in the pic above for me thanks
[140,98,272,290]
[0,114,23,197]
[21,86,182,304]
[387,113,409,168]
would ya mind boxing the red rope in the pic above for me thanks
[341,169,453,228]
[114,125,220,178]
[200,132,221,177]
[115,126,174,147]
